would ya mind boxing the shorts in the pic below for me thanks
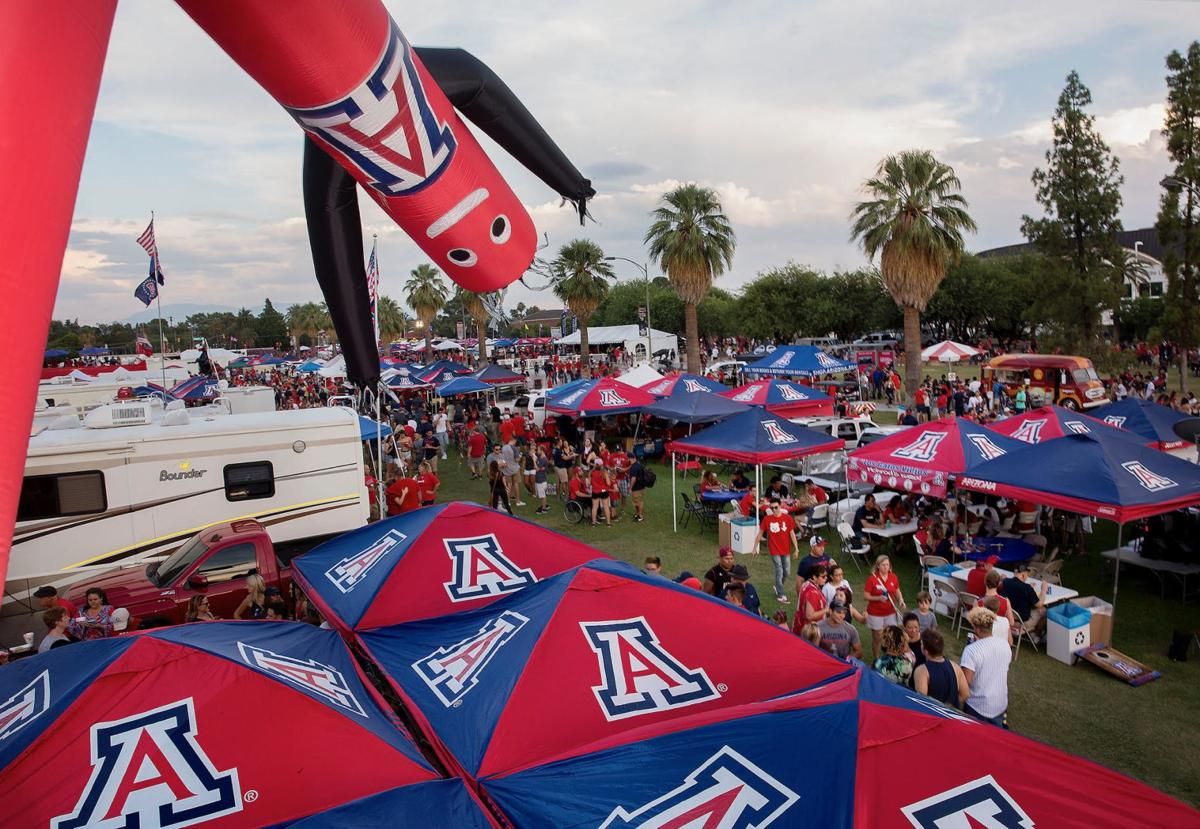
[866,613,898,631]
[617,479,631,496]
[631,489,645,508]
[591,491,609,501]
[535,481,547,498]
[555,467,569,483]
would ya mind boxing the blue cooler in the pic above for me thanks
[1047,602,1091,665]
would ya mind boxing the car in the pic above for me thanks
[851,331,900,348]
[704,360,746,381]
[856,424,911,447]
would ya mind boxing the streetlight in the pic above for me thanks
[604,256,654,364]
[1161,175,1198,197]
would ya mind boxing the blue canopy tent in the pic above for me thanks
[296,359,325,372]
[473,363,526,386]
[43,348,70,360]
[545,378,590,400]
[743,345,856,378]
[416,360,471,384]
[643,391,749,425]
[78,345,109,356]
[641,372,729,398]
[665,408,844,531]
[955,428,1200,621]
[1091,398,1196,452]
[437,375,492,397]
[170,375,220,401]
[359,415,393,442]
[492,338,517,349]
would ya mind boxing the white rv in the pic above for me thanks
[10,402,367,601]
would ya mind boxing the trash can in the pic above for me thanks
[730,518,758,555]
[1047,603,1091,665]
[1070,596,1114,646]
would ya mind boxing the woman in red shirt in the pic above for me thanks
[864,554,905,660]
[589,460,612,526]
[416,461,440,507]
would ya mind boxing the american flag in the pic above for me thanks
[136,333,154,356]
[367,237,380,345]
[136,217,166,285]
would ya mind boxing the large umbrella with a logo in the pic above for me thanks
[742,344,856,378]
[720,378,835,417]
[988,404,1113,445]
[846,416,1027,498]
[1090,398,1196,452]
[640,372,728,398]
[480,666,1200,828]
[355,559,853,782]
[544,377,656,417]
[291,503,611,632]
[0,622,486,827]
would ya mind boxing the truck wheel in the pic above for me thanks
[1058,397,1080,411]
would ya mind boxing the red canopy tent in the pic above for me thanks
[720,379,835,417]
[988,404,1112,444]
[545,376,656,417]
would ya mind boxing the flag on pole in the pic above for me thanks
[367,237,380,346]
[137,217,165,285]
[134,257,159,306]
[135,332,154,356]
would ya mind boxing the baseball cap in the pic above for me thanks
[985,554,1000,565]
[1013,563,1032,574]
[33,586,58,599]
[731,564,749,579]
[680,576,702,590]
[830,601,847,613]
[593,458,604,467]
[674,571,696,583]
[810,535,827,549]
[111,608,130,632]
[718,547,734,558]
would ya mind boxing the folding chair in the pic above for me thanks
[1011,609,1039,660]
[680,492,710,530]
[954,592,982,639]
[837,522,871,574]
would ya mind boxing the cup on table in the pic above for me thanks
[22,632,33,646]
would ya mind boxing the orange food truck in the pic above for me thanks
[981,354,1107,410]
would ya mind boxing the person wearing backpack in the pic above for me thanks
[628,451,652,523]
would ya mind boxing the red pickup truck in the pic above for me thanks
[69,519,331,629]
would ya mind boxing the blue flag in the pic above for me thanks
[134,258,159,306]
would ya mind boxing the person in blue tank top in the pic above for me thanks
[912,628,969,709]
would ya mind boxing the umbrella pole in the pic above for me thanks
[376,382,386,520]
[1112,522,1123,616]
[755,463,761,525]
[672,451,678,533]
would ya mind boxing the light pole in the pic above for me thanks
[1161,175,1199,197]
[604,256,653,364]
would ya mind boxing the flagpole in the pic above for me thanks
[150,211,168,391]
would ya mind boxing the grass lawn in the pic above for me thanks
[431,449,1200,807]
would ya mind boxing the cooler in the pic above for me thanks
[1047,602,1091,665]
[1070,596,1114,645]
[730,518,758,555]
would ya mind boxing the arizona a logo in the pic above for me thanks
[601,746,799,829]
[815,351,841,369]
[902,775,1034,828]
[966,434,1007,461]
[582,617,719,721]
[599,388,631,407]
[778,383,808,402]
[1121,461,1177,492]
[289,22,455,196]
[237,642,366,717]
[647,379,672,396]
[1104,415,1127,428]
[413,611,528,706]
[732,384,763,402]
[0,670,50,742]
[760,420,796,445]
[892,431,948,462]
[443,534,536,602]
[53,698,241,829]
[682,378,708,394]
[1064,420,1091,435]
[325,529,406,594]
[1009,420,1045,444]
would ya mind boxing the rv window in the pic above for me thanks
[224,462,275,502]
[17,471,106,521]
[837,423,859,441]
[197,542,258,584]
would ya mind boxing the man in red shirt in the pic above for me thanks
[966,555,999,597]
[466,428,487,479]
[793,564,829,634]
[386,474,420,516]
[754,500,799,603]
[499,415,515,445]
[34,586,77,618]
[738,487,760,519]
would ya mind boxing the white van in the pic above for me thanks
[512,391,549,427]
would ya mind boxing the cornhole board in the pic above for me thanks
[1076,643,1162,687]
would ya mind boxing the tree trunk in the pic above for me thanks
[1182,351,1189,394]
[684,301,700,373]
[579,317,592,379]
[903,305,922,399]
[424,328,433,364]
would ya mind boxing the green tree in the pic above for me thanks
[644,183,736,371]
[549,239,615,378]
[405,264,449,362]
[1158,42,1200,392]
[256,299,288,348]
[376,295,408,345]
[1021,70,1125,349]
[233,308,258,348]
[285,302,332,349]
[457,289,493,363]
[850,150,976,396]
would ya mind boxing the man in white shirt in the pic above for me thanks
[1115,381,1127,400]
[961,606,1012,727]
[434,410,449,460]
[1144,379,1156,400]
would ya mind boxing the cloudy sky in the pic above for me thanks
[59,0,1199,325]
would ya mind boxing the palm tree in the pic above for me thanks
[644,184,736,372]
[457,289,493,364]
[549,239,615,378]
[850,150,976,397]
[376,295,409,346]
[404,264,448,362]
[285,302,332,349]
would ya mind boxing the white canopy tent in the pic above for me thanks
[554,325,678,361]
[318,354,347,378]
[434,340,464,351]
[618,363,665,387]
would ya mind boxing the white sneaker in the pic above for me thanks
[515,501,528,507]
